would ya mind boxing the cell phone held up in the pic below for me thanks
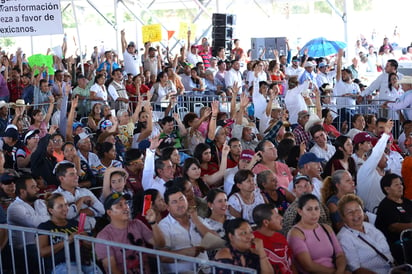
[142,195,152,216]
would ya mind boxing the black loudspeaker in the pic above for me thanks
[212,13,236,26]
[250,37,287,60]
[212,13,236,58]
[212,27,233,40]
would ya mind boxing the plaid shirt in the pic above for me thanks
[293,124,311,146]
[263,120,283,147]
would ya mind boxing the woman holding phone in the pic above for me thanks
[38,193,102,274]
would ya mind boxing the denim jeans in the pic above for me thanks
[51,262,103,274]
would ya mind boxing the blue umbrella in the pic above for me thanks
[300,37,347,58]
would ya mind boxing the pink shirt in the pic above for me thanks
[29,121,48,138]
[252,162,293,189]
[287,224,343,274]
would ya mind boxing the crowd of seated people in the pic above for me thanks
[0,30,412,273]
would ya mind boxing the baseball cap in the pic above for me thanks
[128,41,136,47]
[148,47,157,52]
[293,174,311,187]
[100,120,113,130]
[72,122,83,131]
[240,150,255,161]
[0,101,7,109]
[4,125,18,139]
[292,56,300,62]
[0,172,18,185]
[304,61,316,68]
[298,152,325,168]
[318,62,328,68]
[104,192,131,211]
[353,132,374,145]
[24,129,40,144]
[74,132,92,147]
[298,110,310,120]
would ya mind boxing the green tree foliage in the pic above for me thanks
[0,38,15,48]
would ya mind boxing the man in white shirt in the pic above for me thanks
[186,45,203,66]
[7,174,49,273]
[361,59,403,99]
[224,60,243,89]
[357,120,393,213]
[316,62,335,87]
[334,49,360,125]
[309,124,336,163]
[285,56,304,78]
[158,187,215,273]
[53,162,105,232]
[121,30,142,76]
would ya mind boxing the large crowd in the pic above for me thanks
[0,29,412,273]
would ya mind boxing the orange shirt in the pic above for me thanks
[402,156,412,199]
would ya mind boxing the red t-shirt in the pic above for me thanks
[253,230,293,274]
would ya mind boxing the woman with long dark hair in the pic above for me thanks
[228,169,266,224]
[323,135,356,180]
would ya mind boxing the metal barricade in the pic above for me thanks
[74,234,257,274]
[0,224,71,274]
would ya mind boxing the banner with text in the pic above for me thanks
[142,24,162,43]
[178,22,197,41]
[0,0,63,37]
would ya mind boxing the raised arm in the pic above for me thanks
[336,49,343,82]
[229,82,240,119]
[120,29,127,54]
[142,136,162,190]
[207,100,219,140]
[65,96,78,142]
[44,95,55,125]
[202,143,230,186]
[173,112,187,137]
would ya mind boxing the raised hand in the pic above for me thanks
[240,93,249,109]
[149,135,163,150]
[211,100,219,115]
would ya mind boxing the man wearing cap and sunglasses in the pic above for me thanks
[121,29,142,76]
[96,192,164,273]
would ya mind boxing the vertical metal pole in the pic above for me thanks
[70,0,85,75]
[114,0,120,56]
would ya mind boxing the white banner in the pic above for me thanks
[0,0,63,37]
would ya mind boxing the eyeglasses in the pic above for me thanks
[53,139,63,144]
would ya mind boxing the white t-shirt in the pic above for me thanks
[333,80,359,109]
[123,50,141,76]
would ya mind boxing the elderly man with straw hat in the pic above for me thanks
[383,75,412,120]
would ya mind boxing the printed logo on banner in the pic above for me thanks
[0,0,63,37]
